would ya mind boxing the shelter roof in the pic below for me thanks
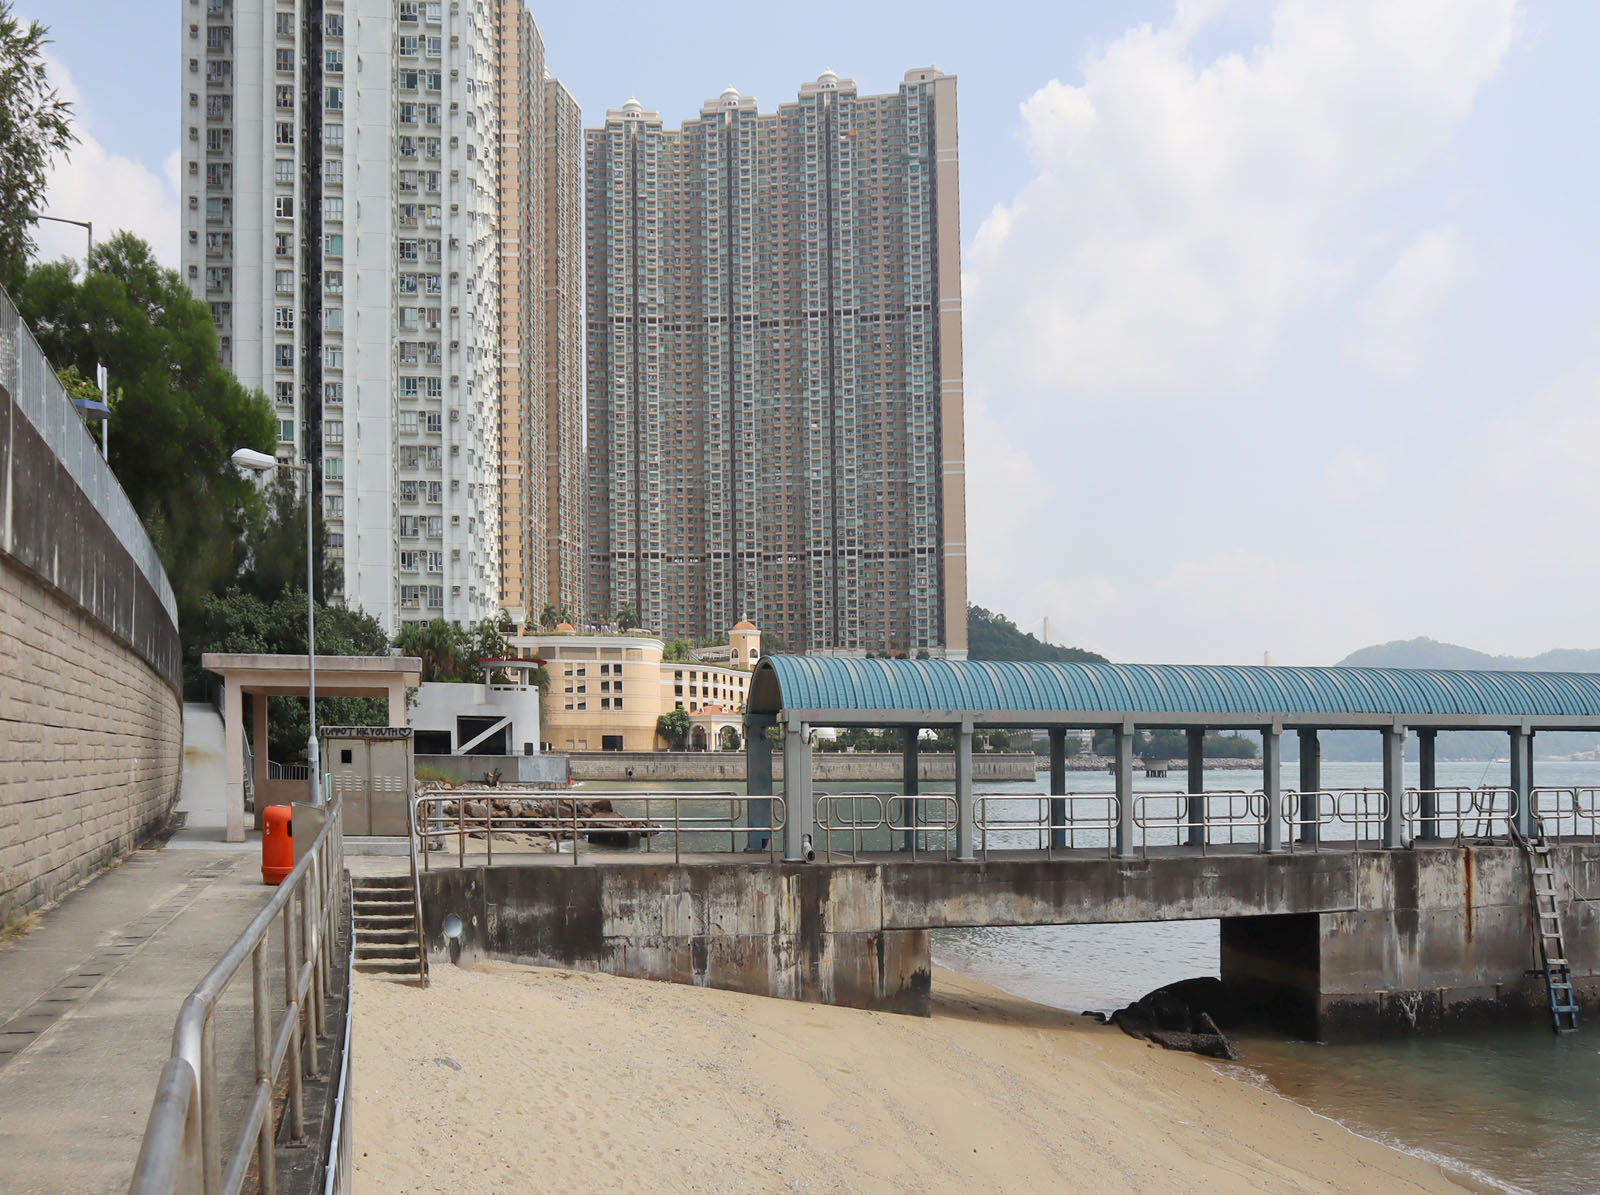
[748,657,1600,730]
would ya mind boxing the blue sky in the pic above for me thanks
[28,1,1600,665]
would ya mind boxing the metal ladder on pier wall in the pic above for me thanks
[352,874,426,984]
[1519,821,1579,1033]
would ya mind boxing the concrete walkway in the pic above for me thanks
[0,704,277,1194]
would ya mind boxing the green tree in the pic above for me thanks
[394,618,467,683]
[662,638,691,663]
[616,604,640,632]
[232,471,340,606]
[719,725,742,752]
[966,605,1107,664]
[11,234,275,636]
[538,602,559,630]
[0,3,75,277]
[656,708,690,751]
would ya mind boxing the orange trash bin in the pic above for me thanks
[262,805,293,885]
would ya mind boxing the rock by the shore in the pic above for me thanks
[1092,977,1243,1060]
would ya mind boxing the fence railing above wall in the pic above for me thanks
[0,284,177,625]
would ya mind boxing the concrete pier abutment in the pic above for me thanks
[418,841,1600,1038]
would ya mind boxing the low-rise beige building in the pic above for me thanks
[512,624,761,752]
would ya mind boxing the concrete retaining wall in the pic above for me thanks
[419,864,932,1014]
[416,753,571,787]
[0,370,183,923]
[569,750,1038,783]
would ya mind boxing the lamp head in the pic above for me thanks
[230,448,277,471]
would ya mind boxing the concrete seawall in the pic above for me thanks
[0,368,183,923]
[569,750,1038,783]
[419,842,1599,1039]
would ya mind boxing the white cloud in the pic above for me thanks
[1349,225,1474,380]
[965,0,1518,397]
[1323,447,1388,504]
[31,54,178,270]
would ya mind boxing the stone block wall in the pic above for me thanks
[0,557,183,921]
[0,364,184,925]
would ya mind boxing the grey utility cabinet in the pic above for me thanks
[321,726,414,836]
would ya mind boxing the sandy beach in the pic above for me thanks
[352,963,1465,1194]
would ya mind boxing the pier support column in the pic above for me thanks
[1114,724,1135,857]
[1297,729,1320,845]
[1510,726,1534,836]
[744,713,776,851]
[901,727,920,851]
[1382,725,1407,848]
[955,721,975,861]
[1262,726,1284,852]
[1185,729,1205,847]
[781,721,813,862]
[1049,729,1067,849]
[1417,729,1437,840]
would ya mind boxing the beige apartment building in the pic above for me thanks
[584,69,967,657]
[512,624,762,751]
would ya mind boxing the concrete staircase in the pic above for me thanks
[351,875,425,983]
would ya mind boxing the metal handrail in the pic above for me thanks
[886,795,958,861]
[415,789,787,868]
[975,793,1118,859]
[129,794,345,1195]
[814,793,887,862]
[1531,786,1599,842]
[1406,786,1517,841]
[404,791,429,987]
[1134,790,1264,857]
[1282,789,1338,851]
[321,880,355,1195]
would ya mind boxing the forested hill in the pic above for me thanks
[966,605,1107,664]
[1338,637,1600,673]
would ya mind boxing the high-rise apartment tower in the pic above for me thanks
[180,0,583,631]
[585,70,967,655]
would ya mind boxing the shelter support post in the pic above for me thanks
[1185,729,1204,847]
[1114,725,1134,857]
[1262,727,1284,852]
[902,727,920,851]
[955,721,975,861]
[745,713,776,851]
[1297,729,1320,845]
[1510,727,1534,836]
[251,688,269,804]
[1049,729,1067,849]
[781,720,813,862]
[224,676,245,843]
[1383,726,1407,848]
[1417,729,1437,840]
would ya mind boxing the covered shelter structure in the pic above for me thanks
[745,656,1600,862]
[202,653,421,841]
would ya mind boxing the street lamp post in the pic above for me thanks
[231,447,321,806]
[27,212,107,459]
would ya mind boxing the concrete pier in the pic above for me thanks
[416,841,1600,1038]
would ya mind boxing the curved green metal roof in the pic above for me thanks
[747,656,1600,726]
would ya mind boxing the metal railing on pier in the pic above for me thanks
[1530,787,1600,842]
[975,794,1118,859]
[413,788,788,867]
[129,795,346,1195]
[814,794,959,861]
[1405,787,1518,842]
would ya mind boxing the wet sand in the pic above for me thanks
[352,963,1465,1193]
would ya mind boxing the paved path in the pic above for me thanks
[0,705,275,1194]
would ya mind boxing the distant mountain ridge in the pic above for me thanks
[1337,637,1600,673]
